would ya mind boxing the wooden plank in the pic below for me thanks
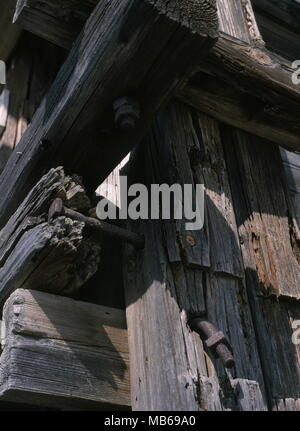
[0,218,101,306]
[223,125,300,404]
[13,0,300,151]
[178,33,300,152]
[273,398,300,411]
[0,0,22,62]
[205,274,265,390]
[14,0,98,49]
[147,103,210,268]
[13,0,260,49]
[14,0,300,151]
[0,167,101,305]
[240,0,264,45]
[241,293,300,402]
[0,0,218,230]
[124,217,208,410]
[0,289,130,409]
[123,101,267,411]
[222,126,300,300]
[199,377,267,411]
[217,0,251,43]
[192,112,244,277]
[0,35,64,175]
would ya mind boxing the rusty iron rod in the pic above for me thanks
[48,198,145,249]
[190,318,235,369]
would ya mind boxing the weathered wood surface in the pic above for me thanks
[0,0,22,62]
[124,102,267,411]
[12,0,300,152]
[124,99,300,411]
[0,35,65,175]
[223,127,300,300]
[179,33,300,152]
[222,125,300,409]
[199,377,266,411]
[14,0,98,49]
[0,289,130,409]
[273,398,300,411]
[0,0,218,230]
[0,167,101,306]
[217,0,253,44]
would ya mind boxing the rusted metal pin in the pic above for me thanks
[48,198,145,249]
[189,318,235,369]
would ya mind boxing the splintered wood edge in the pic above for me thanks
[148,0,219,38]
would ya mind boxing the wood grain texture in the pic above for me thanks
[0,0,218,230]
[123,102,267,411]
[217,0,251,43]
[14,0,218,48]
[223,125,300,409]
[192,112,244,277]
[179,33,300,152]
[147,103,210,268]
[0,289,130,409]
[12,0,300,151]
[14,0,98,49]
[0,35,65,175]
[223,126,300,300]
[0,167,101,305]
[199,377,267,411]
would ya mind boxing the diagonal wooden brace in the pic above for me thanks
[0,0,218,229]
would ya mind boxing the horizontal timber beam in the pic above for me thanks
[14,0,98,50]
[0,167,101,306]
[0,0,218,229]
[178,33,300,152]
[0,289,130,409]
[13,1,300,152]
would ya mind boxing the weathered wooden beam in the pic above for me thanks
[123,102,267,411]
[0,0,22,62]
[0,167,101,306]
[0,35,66,175]
[222,126,300,300]
[0,289,130,409]
[178,33,300,152]
[13,0,300,153]
[14,0,98,50]
[0,0,218,230]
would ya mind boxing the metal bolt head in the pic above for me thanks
[113,97,140,131]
